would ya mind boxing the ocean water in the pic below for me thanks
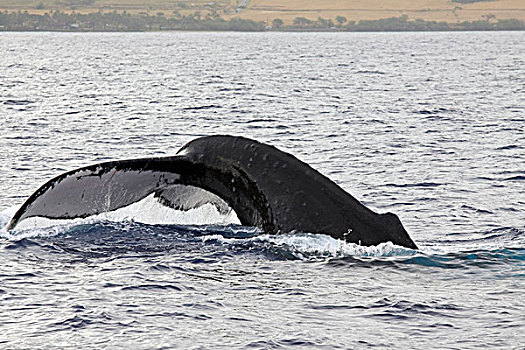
[0,31,524,349]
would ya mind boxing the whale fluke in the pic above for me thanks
[6,135,417,249]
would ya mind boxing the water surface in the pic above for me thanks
[1,31,524,349]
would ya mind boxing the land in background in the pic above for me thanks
[1,0,524,31]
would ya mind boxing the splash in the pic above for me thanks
[1,194,240,239]
[202,232,418,260]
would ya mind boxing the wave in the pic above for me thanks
[202,233,417,260]
[2,206,523,268]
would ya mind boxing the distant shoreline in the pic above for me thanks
[1,11,524,32]
[2,28,524,33]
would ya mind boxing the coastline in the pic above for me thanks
[1,11,524,32]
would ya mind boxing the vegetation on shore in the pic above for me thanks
[0,10,524,32]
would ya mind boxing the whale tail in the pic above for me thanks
[6,135,417,249]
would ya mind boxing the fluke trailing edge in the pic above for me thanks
[6,135,417,249]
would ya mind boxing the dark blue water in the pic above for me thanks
[1,31,524,349]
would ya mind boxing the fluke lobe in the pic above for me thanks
[6,135,417,249]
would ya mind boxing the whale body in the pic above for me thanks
[6,135,417,249]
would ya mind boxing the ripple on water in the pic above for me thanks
[1,31,524,349]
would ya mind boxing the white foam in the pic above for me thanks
[96,194,241,226]
[202,232,417,260]
[2,194,241,239]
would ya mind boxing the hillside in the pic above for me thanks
[0,0,523,25]
[242,0,525,24]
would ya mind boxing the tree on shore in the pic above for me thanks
[272,18,283,28]
[336,15,347,27]
[293,17,312,27]
[316,16,334,28]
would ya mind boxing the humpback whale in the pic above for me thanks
[6,135,417,249]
